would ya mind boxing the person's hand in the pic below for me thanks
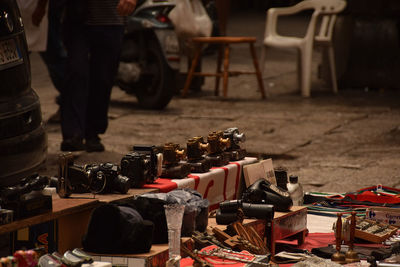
[117,0,137,16]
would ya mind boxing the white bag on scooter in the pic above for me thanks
[169,0,212,38]
[168,0,213,55]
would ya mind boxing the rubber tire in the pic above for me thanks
[134,40,175,110]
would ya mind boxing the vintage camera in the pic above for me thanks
[160,143,191,179]
[205,130,231,166]
[0,174,52,219]
[223,127,246,161]
[86,163,130,194]
[0,174,49,201]
[57,153,130,198]
[120,145,162,188]
[186,136,212,173]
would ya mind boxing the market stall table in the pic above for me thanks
[0,188,157,254]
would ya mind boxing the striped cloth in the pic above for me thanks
[86,0,125,25]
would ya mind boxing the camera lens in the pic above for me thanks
[113,175,130,194]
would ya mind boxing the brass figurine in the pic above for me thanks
[206,131,231,166]
[160,143,191,179]
[186,137,212,173]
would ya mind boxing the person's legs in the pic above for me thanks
[40,0,67,93]
[60,22,90,151]
[85,25,124,152]
[40,0,67,123]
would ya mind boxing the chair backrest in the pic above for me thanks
[313,0,347,43]
[302,0,346,14]
[265,0,346,43]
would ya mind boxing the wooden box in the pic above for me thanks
[208,206,308,255]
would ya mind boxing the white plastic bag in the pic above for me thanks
[168,0,213,38]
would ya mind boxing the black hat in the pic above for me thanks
[82,203,154,254]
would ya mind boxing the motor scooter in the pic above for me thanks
[117,0,180,109]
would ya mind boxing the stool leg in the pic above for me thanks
[222,44,230,98]
[182,44,203,97]
[250,43,266,99]
[215,45,223,96]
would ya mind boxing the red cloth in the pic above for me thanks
[143,178,178,193]
[142,158,258,209]
[180,245,259,267]
[346,191,400,204]
[276,233,335,251]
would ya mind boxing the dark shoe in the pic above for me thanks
[47,109,61,124]
[61,137,84,151]
[85,136,105,152]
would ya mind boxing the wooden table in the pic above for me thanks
[0,188,157,253]
[57,188,157,253]
[90,238,191,267]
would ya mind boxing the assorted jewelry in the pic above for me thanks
[356,218,395,237]
[384,232,400,246]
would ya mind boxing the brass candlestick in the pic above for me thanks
[345,211,360,263]
[331,212,346,264]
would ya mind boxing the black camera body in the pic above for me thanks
[86,163,130,194]
[57,153,130,198]
[120,145,160,188]
[0,174,52,219]
[0,174,49,201]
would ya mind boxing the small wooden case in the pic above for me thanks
[353,218,398,243]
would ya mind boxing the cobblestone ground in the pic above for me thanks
[32,11,400,194]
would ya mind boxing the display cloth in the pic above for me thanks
[179,234,382,266]
[180,244,269,267]
[306,185,400,217]
[143,157,258,210]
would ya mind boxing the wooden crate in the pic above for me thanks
[208,206,308,255]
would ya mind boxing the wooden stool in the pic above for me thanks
[181,36,266,99]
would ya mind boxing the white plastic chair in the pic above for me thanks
[260,0,347,97]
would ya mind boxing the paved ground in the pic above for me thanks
[32,11,400,194]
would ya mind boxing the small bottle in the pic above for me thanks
[287,175,304,206]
